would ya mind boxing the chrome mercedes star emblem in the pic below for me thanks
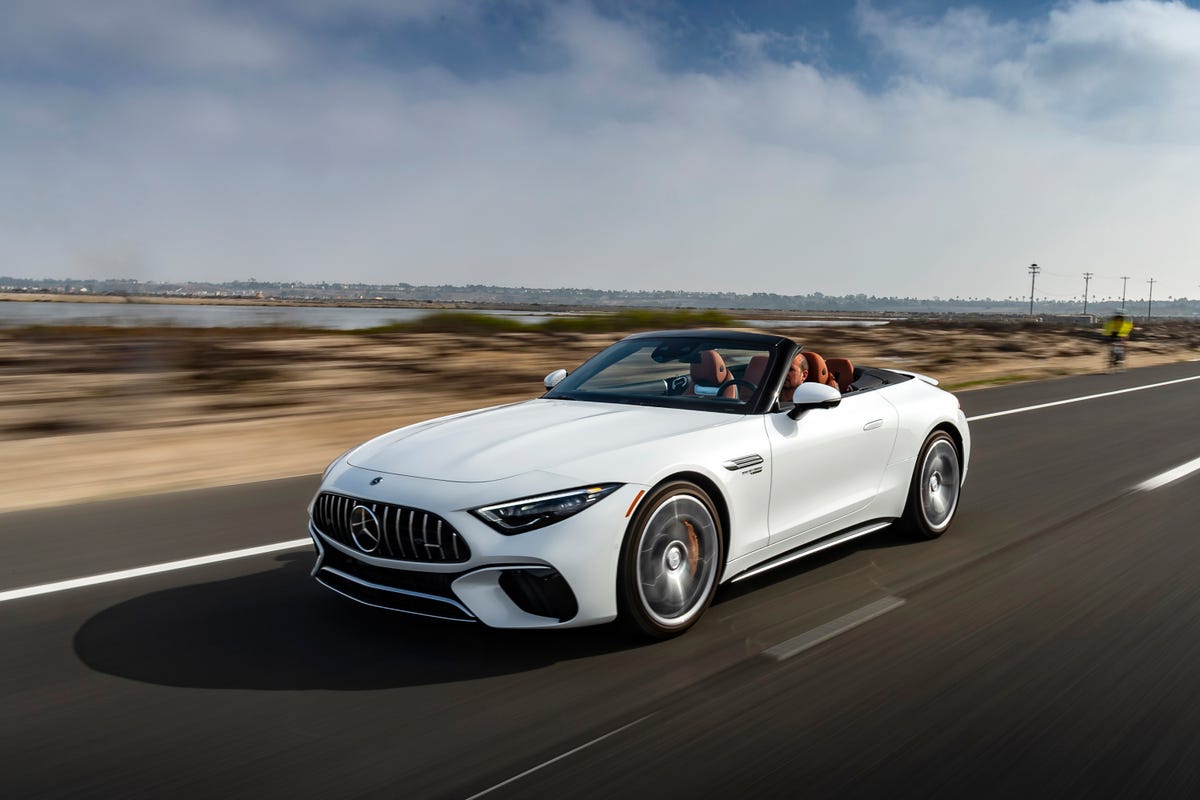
[349,504,382,553]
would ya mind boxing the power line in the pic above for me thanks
[1028,263,1041,316]
[1082,272,1093,316]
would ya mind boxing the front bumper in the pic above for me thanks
[307,478,647,629]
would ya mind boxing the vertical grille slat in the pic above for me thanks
[407,509,419,562]
[311,492,469,564]
[339,495,351,540]
[378,504,392,558]
[393,508,408,561]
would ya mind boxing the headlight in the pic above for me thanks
[471,484,622,534]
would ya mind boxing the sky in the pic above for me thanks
[3,0,1200,302]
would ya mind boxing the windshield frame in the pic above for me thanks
[544,331,798,415]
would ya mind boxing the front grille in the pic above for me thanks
[313,492,470,564]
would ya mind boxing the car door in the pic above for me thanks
[766,390,899,545]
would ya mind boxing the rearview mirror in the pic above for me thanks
[786,382,841,418]
[544,369,567,389]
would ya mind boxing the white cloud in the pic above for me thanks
[0,0,302,75]
[861,0,1200,140]
[1015,0,1200,138]
[858,3,1028,91]
[2,0,1200,300]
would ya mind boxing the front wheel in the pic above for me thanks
[899,431,961,539]
[617,481,724,639]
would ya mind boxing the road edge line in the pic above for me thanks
[967,374,1200,422]
[0,538,312,603]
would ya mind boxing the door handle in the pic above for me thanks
[863,419,883,431]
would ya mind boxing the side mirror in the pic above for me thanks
[544,369,567,389]
[786,382,841,419]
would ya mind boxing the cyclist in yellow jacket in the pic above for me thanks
[1102,312,1133,372]
[1103,312,1133,338]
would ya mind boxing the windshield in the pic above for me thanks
[545,336,781,413]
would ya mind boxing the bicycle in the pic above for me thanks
[1107,336,1126,373]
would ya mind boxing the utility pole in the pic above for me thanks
[1120,275,1130,311]
[1147,278,1156,321]
[1028,263,1040,317]
[1082,272,1093,316]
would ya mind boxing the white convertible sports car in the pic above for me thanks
[308,329,970,638]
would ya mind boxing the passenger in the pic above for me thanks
[781,354,809,403]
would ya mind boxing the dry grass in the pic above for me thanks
[2,319,1198,512]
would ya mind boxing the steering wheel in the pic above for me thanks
[716,378,757,397]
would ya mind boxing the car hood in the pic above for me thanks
[347,399,733,483]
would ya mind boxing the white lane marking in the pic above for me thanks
[764,596,906,661]
[1134,455,1200,493]
[0,538,311,603]
[967,374,1200,422]
[463,715,654,800]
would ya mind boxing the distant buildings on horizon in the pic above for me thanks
[1,275,1195,317]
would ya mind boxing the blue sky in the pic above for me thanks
[4,1,1200,301]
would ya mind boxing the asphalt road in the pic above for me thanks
[3,360,1200,799]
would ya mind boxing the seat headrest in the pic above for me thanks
[691,350,728,386]
[801,350,830,386]
[743,355,769,386]
[741,355,769,400]
[826,358,854,392]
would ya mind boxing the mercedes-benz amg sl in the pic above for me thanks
[307,329,970,638]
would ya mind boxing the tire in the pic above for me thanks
[617,481,724,639]
[899,431,961,539]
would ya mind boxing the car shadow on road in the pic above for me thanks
[73,552,641,691]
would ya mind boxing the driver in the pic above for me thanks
[781,354,809,403]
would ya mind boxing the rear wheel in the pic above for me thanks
[899,431,961,539]
[618,481,723,639]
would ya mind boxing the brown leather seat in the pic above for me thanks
[826,358,854,393]
[684,350,737,399]
[800,350,839,390]
[739,355,769,400]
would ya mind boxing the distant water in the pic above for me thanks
[0,300,890,330]
[0,302,558,329]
